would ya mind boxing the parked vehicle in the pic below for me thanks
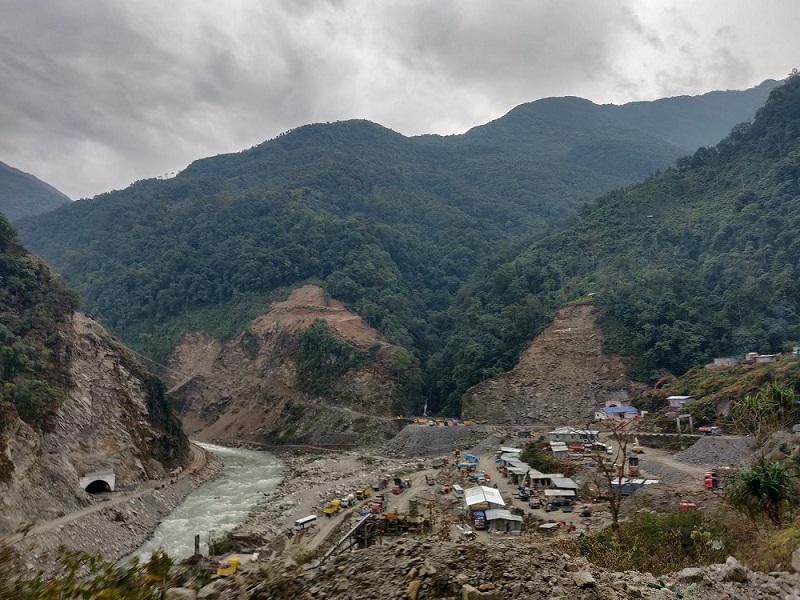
[322,498,342,517]
[341,493,355,507]
[579,506,592,517]
[294,515,317,530]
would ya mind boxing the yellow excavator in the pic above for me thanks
[631,438,644,454]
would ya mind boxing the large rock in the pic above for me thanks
[792,547,800,573]
[164,589,198,600]
[675,567,704,583]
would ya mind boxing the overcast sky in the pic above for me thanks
[1,1,797,200]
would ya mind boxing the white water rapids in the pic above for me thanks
[132,442,283,561]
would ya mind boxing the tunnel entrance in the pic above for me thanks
[85,479,112,494]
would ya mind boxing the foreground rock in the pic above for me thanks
[183,539,800,599]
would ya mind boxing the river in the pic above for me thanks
[133,442,283,561]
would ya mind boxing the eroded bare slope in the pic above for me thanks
[461,303,637,425]
[169,285,401,447]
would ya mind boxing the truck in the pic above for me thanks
[322,498,342,517]
[340,493,355,507]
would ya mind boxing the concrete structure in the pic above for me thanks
[79,470,116,493]
[711,357,740,367]
[484,509,523,533]
[528,472,564,489]
[666,396,693,409]
[755,354,779,363]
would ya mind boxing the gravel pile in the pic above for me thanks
[379,425,490,458]
[674,436,753,467]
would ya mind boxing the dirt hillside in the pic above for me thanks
[167,285,401,447]
[461,303,639,425]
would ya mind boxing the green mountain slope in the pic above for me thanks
[15,83,777,415]
[0,161,70,221]
[434,73,800,412]
[602,79,778,150]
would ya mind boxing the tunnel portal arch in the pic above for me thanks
[79,470,116,494]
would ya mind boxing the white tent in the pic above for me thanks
[464,485,506,508]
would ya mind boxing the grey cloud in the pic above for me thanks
[0,0,794,199]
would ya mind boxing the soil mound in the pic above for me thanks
[674,436,753,467]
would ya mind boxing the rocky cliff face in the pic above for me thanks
[461,303,639,425]
[0,312,189,536]
[169,285,401,447]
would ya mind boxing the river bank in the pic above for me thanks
[230,448,428,555]
[11,447,223,576]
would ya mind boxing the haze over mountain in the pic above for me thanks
[16,82,781,415]
[0,162,70,221]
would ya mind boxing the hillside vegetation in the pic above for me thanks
[436,72,800,412]
[16,83,778,415]
[0,213,77,427]
[0,162,70,222]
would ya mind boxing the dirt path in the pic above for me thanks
[4,444,207,545]
[635,445,708,489]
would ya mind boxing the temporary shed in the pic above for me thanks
[549,442,569,460]
[550,477,578,491]
[666,396,693,409]
[595,406,640,421]
[529,472,563,489]
[464,485,506,510]
[485,509,523,533]
[498,452,521,464]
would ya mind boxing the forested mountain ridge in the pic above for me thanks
[15,82,777,416]
[436,72,800,413]
[0,161,70,221]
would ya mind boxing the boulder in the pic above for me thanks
[572,571,596,588]
[675,567,704,583]
[164,590,198,600]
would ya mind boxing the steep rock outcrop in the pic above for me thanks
[461,303,639,425]
[0,312,190,536]
[169,286,401,447]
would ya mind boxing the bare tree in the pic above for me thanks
[585,417,643,540]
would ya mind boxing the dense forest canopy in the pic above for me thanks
[15,82,782,416]
[432,71,800,413]
[0,214,77,427]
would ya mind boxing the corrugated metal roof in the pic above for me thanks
[485,509,523,522]
[544,489,575,496]
[550,477,578,489]
[601,406,639,414]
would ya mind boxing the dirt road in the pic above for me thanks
[4,444,207,545]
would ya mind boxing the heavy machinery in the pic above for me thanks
[322,498,342,517]
[631,438,644,454]
[356,488,372,500]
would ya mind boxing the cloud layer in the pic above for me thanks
[0,0,796,199]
